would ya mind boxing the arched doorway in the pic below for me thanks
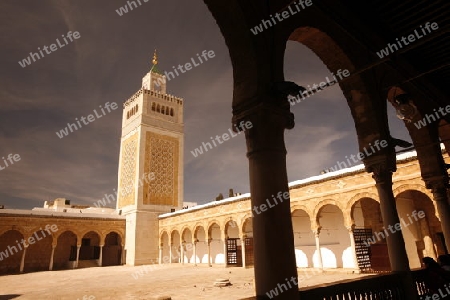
[103,232,122,266]
[54,230,77,270]
[316,204,351,268]
[208,223,223,264]
[351,197,387,272]
[292,209,313,267]
[194,226,207,264]
[224,219,241,266]
[24,229,53,273]
[79,231,101,268]
[0,230,24,274]
[396,190,442,269]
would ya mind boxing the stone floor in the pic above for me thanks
[0,265,372,300]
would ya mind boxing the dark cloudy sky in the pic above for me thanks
[0,0,411,209]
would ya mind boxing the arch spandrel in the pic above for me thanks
[0,226,26,238]
[313,199,344,218]
[290,204,312,218]
[393,184,432,199]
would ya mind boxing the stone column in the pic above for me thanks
[121,244,125,265]
[347,225,360,270]
[49,245,56,271]
[236,103,298,298]
[75,244,81,268]
[193,241,197,266]
[181,241,185,265]
[207,238,212,267]
[223,235,228,267]
[241,235,247,268]
[159,244,163,265]
[425,183,450,252]
[370,164,410,271]
[20,246,28,273]
[313,229,323,270]
[369,162,416,300]
[169,243,173,264]
[98,245,104,267]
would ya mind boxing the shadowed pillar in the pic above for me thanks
[313,228,323,270]
[426,180,450,252]
[19,245,27,273]
[75,244,81,269]
[49,244,56,271]
[237,103,298,299]
[369,161,417,299]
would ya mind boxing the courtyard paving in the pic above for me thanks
[0,265,372,300]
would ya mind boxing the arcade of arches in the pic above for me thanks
[0,215,125,274]
[159,152,448,272]
[0,152,448,276]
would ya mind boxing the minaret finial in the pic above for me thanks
[152,49,158,66]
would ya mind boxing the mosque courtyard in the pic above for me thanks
[0,265,370,300]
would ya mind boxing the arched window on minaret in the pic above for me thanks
[161,106,165,115]
[170,108,174,116]
[136,104,139,113]
[166,107,170,115]
[152,102,156,111]
[157,104,160,113]
[127,111,130,119]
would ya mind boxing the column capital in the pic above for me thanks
[312,226,322,236]
[232,102,294,157]
[424,176,448,196]
[366,160,395,185]
[346,224,356,232]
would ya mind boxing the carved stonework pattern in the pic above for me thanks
[144,131,179,206]
[118,133,138,208]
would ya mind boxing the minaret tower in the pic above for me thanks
[117,51,184,265]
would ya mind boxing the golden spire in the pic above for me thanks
[152,49,158,66]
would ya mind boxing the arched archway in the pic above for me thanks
[24,228,53,273]
[396,190,442,269]
[181,228,193,264]
[208,222,223,264]
[170,230,181,263]
[242,217,254,267]
[224,219,241,266]
[291,209,313,267]
[351,197,387,272]
[79,231,101,267]
[0,230,24,274]
[316,204,351,268]
[54,230,77,270]
[194,226,207,264]
[103,232,122,266]
[160,231,170,264]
